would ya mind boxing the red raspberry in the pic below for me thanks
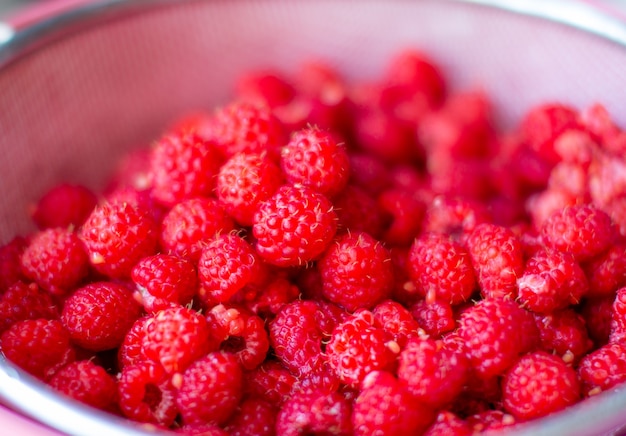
[280,127,350,197]
[238,275,300,317]
[20,228,89,296]
[457,299,539,379]
[216,152,283,226]
[410,299,456,337]
[0,319,75,381]
[106,146,153,192]
[30,183,97,230]
[118,361,178,427]
[517,248,588,313]
[62,281,142,351]
[541,204,614,262]
[383,49,446,106]
[583,243,626,298]
[610,286,626,344]
[176,351,243,426]
[160,197,235,262]
[0,237,27,292]
[408,233,476,305]
[521,103,580,164]
[588,151,626,207]
[206,304,270,370]
[398,336,468,408]
[118,315,151,369]
[466,223,524,300]
[148,131,222,207]
[269,300,326,377]
[422,195,491,241]
[276,389,352,436]
[131,254,198,313]
[105,186,166,224]
[319,231,393,311]
[244,359,296,406]
[526,188,578,231]
[80,201,158,278]
[49,360,117,412]
[141,307,214,374]
[377,188,425,246]
[503,351,580,420]
[352,371,434,436]
[252,184,337,267]
[578,342,626,396]
[466,410,518,433]
[423,411,471,436]
[208,102,286,158]
[603,196,626,237]
[235,69,295,108]
[348,152,392,195]
[198,233,266,305]
[547,161,589,198]
[223,398,277,436]
[553,129,596,165]
[325,309,398,387]
[372,300,419,348]
[333,184,386,238]
[580,295,613,347]
[0,281,58,333]
[534,309,593,364]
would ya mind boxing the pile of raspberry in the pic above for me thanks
[2,49,626,435]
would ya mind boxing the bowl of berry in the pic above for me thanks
[2,0,626,435]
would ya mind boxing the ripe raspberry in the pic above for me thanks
[398,336,468,408]
[141,307,214,374]
[408,233,476,305]
[30,183,97,230]
[578,342,626,396]
[383,49,446,106]
[118,315,151,369]
[244,359,296,406]
[583,243,626,298]
[352,371,434,436]
[503,351,580,420]
[521,103,580,164]
[148,131,222,207]
[276,388,352,436]
[610,286,626,344]
[348,152,393,195]
[198,233,266,305]
[0,281,58,333]
[106,146,153,192]
[20,228,89,296]
[517,248,588,313]
[333,184,385,238]
[176,351,244,426]
[457,299,539,379]
[238,275,300,317]
[118,361,178,426]
[131,254,198,313]
[409,299,456,337]
[216,152,283,226]
[423,411,471,436]
[49,360,118,412]
[372,300,419,347]
[208,102,286,158]
[0,319,75,380]
[466,223,524,300]
[319,231,393,311]
[160,197,235,262]
[547,161,589,198]
[223,398,277,436]
[236,69,295,108]
[326,309,398,387]
[541,204,614,262]
[377,188,426,246]
[553,128,595,165]
[105,186,166,224]
[252,184,337,267]
[534,309,593,363]
[80,201,158,278]
[422,195,491,241]
[588,150,626,207]
[62,281,142,351]
[0,237,27,292]
[281,127,350,197]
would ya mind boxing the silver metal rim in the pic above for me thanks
[1,1,626,435]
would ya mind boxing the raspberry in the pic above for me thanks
[0,281,58,333]
[319,231,393,311]
[348,152,392,195]
[333,184,386,238]
[252,184,337,267]
[383,49,446,106]
[583,243,626,298]
[353,108,418,163]
[541,204,614,262]
[141,307,214,374]
[276,389,352,436]
[534,309,593,364]
[422,195,490,241]
[0,319,75,381]
[398,336,468,408]
[216,152,284,226]
[588,151,626,207]
[280,127,350,197]
[223,398,277,436]
[372,300,420,347]
[105,186,166,224]
[160,197,235,262]
[48,360,118,412]
[580,295,613,347]
[20,228,89,296]
[62,281,142,351]
[0,236,26,292]
[503,351,580,420]
[547,161,589,198]
[325,309,398,387]
[131,254,198,313]
[118,361,178,427]
[517,248,588,313]
[238,275,300,318]
[80,201,158,278]
[148,131,223,207]
[106,146,153,192]
[423,411,471,436]
[610,286,626,344]
[525,188,578,230]
[118,315,151,369]
[408,233,476,305]
[466,223,524,300]
[409,299,456,337]
[176,351,243,426]
[377,188,425,246]
[466,410,518,433]
[198,233,266,305]
[235,69,295,108]
[457,299,538,379]
[30,183,97,230]
[208,102,286,158]
[578,342,626,396]
[243,359,296,406]
[352,371,434,436]
[521,103,580,164]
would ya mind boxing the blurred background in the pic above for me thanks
[0,0,39,17]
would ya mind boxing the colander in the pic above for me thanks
[1,0,626,435]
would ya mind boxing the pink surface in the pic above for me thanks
[0,404,63,436]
